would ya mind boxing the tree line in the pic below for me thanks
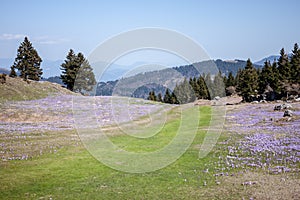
[7,37,96,94]
[4,37,299,102]
[148,43,300,103]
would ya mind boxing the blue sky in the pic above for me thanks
[1,0,300,64]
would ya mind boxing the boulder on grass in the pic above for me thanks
[283,110,293,117]
[282,103,292,109]
[274,105,283,111]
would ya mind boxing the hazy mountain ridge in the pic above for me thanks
[0,58,63,78]
[95,59,263,97]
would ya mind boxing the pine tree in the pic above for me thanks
[173,78,196,104]
[197,75,209,99]
[73,59,97,94]
[236,59,259,102]
[271,61,281,95]
[258,60,273,93]
[189,77,200,99]
[147,91,157,101]
[226,72,235,87]
[157,93,163,102]
[61,49,77,91]
[290,43,300,83]
[61,50,95,93]
[204,73,213,100]
[12,37,42,80]
[9,66,17,78]
[235,68,242,87]
[277,48,291,81]
[170,91,179,104]
[212,70,225,98]
[163,88,171,104]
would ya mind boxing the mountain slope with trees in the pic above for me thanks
[96,43,300,103]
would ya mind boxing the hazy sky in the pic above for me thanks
[1,0,300,64]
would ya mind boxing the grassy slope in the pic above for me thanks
[0,80,298,199]
[0,106,223,199]
[2,105,298,200]
[0,76,74,102]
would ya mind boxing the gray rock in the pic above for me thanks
[274,105,283,111]
[214,96,220,101]
[282,103,292,109]
[283,110,293,117]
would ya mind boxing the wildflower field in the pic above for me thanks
[0,95,299,199]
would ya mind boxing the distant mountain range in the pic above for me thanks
[0,67,10,74]
[0,58,63,78]
[254,53,293,66]
[95,59,263,97]
[0,58,147,80]
[1,55,279,82]
[254,55,280,66]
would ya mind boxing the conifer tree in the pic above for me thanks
[236,59,259,102]
[9,66,17,78]
[73,59,97,94]
[173,78,195,104]
[226,72,235,87]
[12,37,42,80]
[190,77,200,99]
[212,70,225,98]
[157,93,163,102]
[269,61,281,97]
[258,60,273,93]
[290,43,300,83]
[147,91,157,101]
[204,73,213,100]
[170,91,179,104]
[61,49,78,91]
[61,50,96,93]
[163,88,171,104]
[197,75,209,99]
[277,48,291,81]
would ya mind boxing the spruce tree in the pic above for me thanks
[226,72,235,87]
[189,77,201,99]
[204,73,213,100]
[271,61,281,96]
[197,75,209,99]
[236,59,259,102]
[277,48,291,81]
[147,91,157,101]
[173,78,196,104]
[73,59,97,94]
[157,93,163,102]
[258,60,273,93]
[61,49,77,91]
[9,66,17,78]
[170,91,179,104]
[163,88,171,104]
[12,37,42,80]
[212,71,225,98]
[61,50,95,93]
[290,43,300,83]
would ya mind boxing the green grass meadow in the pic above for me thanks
[1,105,297,199]
[0,106,224,199]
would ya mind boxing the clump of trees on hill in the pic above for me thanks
[6,37,96,94]
[148,43,300,104]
